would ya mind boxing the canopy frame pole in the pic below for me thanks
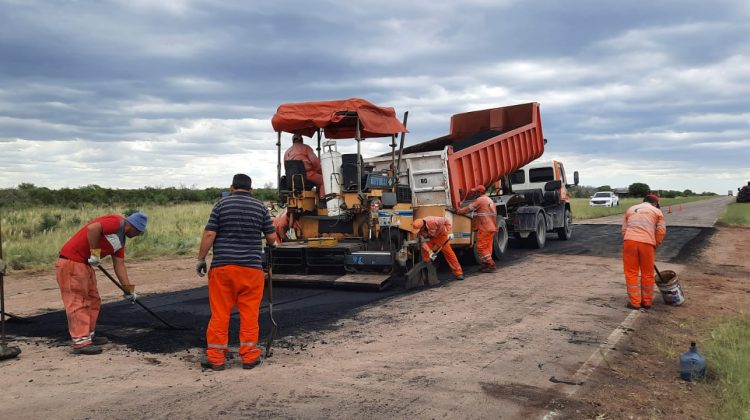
[316,129,322,158]
[276,131,282,202]
[396,111,409,186]
[356,117,362,196]
[389,134,396,176]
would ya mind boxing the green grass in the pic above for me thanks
[1,203,215,271]
[571,196,715,220]
[703,317,750,420]
[718,203,750,226]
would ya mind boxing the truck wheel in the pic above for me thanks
[556,208,572,240]
[493,219,508,260]
[524,212,546,249]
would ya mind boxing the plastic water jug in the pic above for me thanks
[679,342,706,381]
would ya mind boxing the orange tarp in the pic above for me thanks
[271,98,407,139]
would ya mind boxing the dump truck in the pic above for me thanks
[268,100,574,289]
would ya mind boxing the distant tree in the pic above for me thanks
[596,185,612,192]
[682,189,694,196]
[628,183,650,197]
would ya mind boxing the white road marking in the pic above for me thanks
[541,309,642,419]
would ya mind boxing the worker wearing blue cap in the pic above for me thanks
[56,211,148,355]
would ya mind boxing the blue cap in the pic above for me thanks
[126,211,148,233]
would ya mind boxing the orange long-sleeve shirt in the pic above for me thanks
[284,143,321,173]
[622,202,666,246]
[457,195,497,232]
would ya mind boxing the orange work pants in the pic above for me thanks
[55,258,101,348]
[206,265,265,365]
[622,240,655,307]
[306,171,325,198]
[421,234,463,277]
[476,230,495,268]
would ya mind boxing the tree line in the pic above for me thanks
[568,182,717,199]
[0,183,278,208]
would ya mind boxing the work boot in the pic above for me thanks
[72,345,103,355]
[91,336,109,346]
[242,357,263,370]
[480,265,496,273]
[454,274,465,281]
[200,357,225,371]
[642,303,652,310]
[625,303,641,310]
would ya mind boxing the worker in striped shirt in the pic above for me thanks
[196,174,278,371]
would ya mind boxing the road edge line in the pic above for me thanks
[541,309,642,419]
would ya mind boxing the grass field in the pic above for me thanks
[571,195,715,220]
[704,317,750,420]
[1,203,214,271]
[717,203,750,227]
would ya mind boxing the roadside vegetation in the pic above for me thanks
[1,204,214,271]
[571,195,715,220]
[0,183,282,271]
[717,202,750,226]
[703,317,750,420]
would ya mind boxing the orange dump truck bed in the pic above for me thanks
[446,103,545,208]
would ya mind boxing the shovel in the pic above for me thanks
[97,265,185,330]
[0,217,21,361]
[654,265,665,284]
[264,246,279,358]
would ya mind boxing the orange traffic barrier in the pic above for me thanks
[668,206,672,214]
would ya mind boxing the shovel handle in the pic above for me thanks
[654,265,665,283]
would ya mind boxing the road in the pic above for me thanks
[1,196,732,419]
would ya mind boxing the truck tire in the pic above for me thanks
[556,208,572,240]
[493,218,509,260]
[524,212,546,249]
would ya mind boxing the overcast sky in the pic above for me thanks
[1,0,749,194]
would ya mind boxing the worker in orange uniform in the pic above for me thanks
[56,211,147,355]
[196,174,278,371]
[413,216,464,280]
[621,194,666,310]
[284,133,325,198]
[456,185,497,273]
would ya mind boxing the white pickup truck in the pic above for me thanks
[589,191,619,207]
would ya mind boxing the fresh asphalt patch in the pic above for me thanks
[5,225,713,354]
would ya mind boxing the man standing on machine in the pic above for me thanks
[284,133,325,198]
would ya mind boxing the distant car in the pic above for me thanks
[589,191,619,207]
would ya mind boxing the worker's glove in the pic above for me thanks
[87,248,101,267]
[429,251,437,261]
[196,260,207,277]
[447,233,455,241]
[123,292,138,304]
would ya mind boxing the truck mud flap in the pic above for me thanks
[271,273,391,291]
[515,206,542,232]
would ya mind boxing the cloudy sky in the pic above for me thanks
[1,0,749,194]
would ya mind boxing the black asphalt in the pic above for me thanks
[5,226,713,354]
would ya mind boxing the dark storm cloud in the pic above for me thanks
[0,0,748,191]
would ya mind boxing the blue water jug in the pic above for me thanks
[679,342,706,381]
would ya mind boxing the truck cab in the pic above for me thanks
[499,160,579,248]
[508,160,575,202]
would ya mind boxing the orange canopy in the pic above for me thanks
[271,98,407,139]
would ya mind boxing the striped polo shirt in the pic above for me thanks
[205,192,274,269]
